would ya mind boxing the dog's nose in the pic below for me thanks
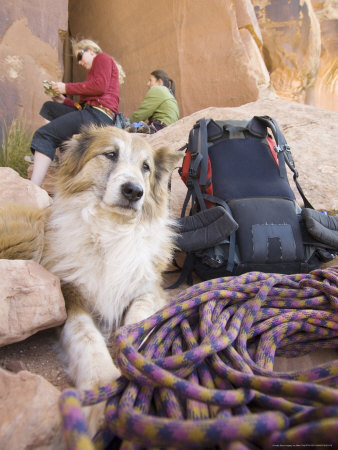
[121,182,143,202]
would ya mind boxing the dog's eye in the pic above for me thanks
[142,161,150,172]
[104,150,119,162]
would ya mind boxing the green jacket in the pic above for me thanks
[130,86,179,126]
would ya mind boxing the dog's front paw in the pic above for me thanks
[81,364,121,437]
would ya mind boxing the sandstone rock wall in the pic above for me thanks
[311,0,338,111]
[252,0,337,110]
[1,0,337,143]
[68,0,337,117]
[0,0,68,140]
[68,0,270,118]
[252,0,321,104]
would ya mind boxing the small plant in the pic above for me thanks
[0,119,33,178]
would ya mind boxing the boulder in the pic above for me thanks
[0,167,52,209]
[0,368,66,449]
[0,260,66,347]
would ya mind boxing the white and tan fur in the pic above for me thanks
[0,125,181,428]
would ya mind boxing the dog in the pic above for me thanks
[0,125,182,431]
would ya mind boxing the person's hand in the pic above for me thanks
[52,94,66,103]
[51,82,66,95]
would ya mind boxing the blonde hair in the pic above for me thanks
[114,60,126,85]
[71,38,126,85]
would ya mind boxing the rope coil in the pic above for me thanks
[59,267,338,449]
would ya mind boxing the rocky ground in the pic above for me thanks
[0,267,188,391]
[1,258,337,394]
[2,97,338,392]
[0,328,69,390]
[0,98,337,448]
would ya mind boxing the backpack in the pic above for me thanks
[172,116,338,287]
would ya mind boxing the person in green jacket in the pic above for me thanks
[129,70,179,133]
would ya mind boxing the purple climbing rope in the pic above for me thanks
[59,267,338,449]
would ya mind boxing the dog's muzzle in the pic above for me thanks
[121,182,144,203]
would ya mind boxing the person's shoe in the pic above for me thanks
[24,155,34,164]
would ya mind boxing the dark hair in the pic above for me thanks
[151,70,176,97]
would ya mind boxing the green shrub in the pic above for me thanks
[0,119,33,178]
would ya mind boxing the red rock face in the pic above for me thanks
[68,0,267,117]
[312,0,338,111]
[253,0,321,104]
[0,0,68,140]
[0,0,336,140]
[252,0,337,110]
[67,0,337,115]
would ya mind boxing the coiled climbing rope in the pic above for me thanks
[59,267,338,449]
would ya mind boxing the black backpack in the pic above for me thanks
[172,116,338,287]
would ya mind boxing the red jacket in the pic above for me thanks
[64,52,119,113]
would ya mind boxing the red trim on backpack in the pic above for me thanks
[181,151,214,208]
[267,136,279,166]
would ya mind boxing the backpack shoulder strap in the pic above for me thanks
[181,118,210,215]
[251,116,314,209]
[197,118,209,186]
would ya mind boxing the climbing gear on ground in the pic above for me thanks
[302,208,338,250]
[59,266,338,449]
[173,116,337,286]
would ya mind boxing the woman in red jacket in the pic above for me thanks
[29,39,125,186]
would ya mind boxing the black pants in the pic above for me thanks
[31,101,114,160]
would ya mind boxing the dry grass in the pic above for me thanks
[0,119,33,178]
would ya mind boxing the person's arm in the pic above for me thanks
[63,96,75,107]
[130,87,164,123]
[66,53,113,96]
[50,85,75,107]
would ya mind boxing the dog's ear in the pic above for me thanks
[61,126,96,170]
[153,146,183,183]
[57,126,96,193]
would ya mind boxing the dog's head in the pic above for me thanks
[58,125,182,220]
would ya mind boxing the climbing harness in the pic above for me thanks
[59,267,338,449]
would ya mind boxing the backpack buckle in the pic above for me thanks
[275,144,291,153]
[285,145,298,169]
[188,168,197,177]
[186,178,193,188]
